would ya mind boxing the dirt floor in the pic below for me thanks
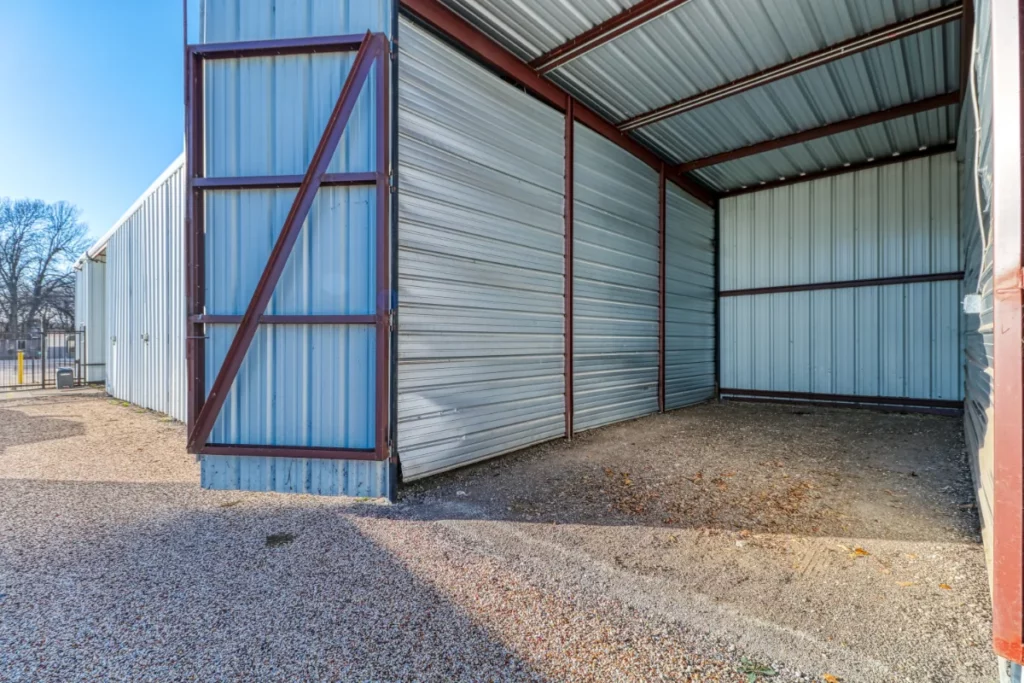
[0,392,993,682]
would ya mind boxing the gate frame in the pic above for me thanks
[184,31,393,465]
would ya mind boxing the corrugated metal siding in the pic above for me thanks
[104,160,187,421]
[961,0,994,578]
[197,0,389,497]
[73,257,106,383]
[396,19,566,480]
[664,184,715,409]
[720,152,963,401]
[573,124,660,430]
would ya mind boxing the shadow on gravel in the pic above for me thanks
[0,407,85,455]
[0,484,545,682]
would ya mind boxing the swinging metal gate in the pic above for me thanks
[0,329,84,390]
[184,32,393,468]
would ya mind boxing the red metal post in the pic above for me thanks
[187,34,384,454]
[185,47,206,436]
[990,0,1024,663]
[375,34,392,465]
[564,97,575,438]
[658,164,666,413]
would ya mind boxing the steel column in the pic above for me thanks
[658,165,666,413]
[564,96,575,438]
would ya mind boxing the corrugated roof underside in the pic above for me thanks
[437,0,961,191]
[629,22,960,164]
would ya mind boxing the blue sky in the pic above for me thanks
[0,1,199,241]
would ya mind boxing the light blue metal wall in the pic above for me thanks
[396,19,566,480]
[573,125,660,431]
[720,153,963,401]
[197,0,391,497]
[664,184,715,410]
[73,257,107,383]
[103,157,187,421]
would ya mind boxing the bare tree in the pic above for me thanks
[0,198,88,336]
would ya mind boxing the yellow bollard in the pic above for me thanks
[16,350,24,385]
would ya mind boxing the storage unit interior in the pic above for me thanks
[179,0,1015,670]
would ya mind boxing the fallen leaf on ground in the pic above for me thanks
[852,547,870,557]
[823,675,840,683]
[939,583,952,590]
[897,581,915,587]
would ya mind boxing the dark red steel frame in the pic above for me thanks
[658,165,667,413]
[564,97,575,438]
[719,271,965,298]
[184,31,392,463]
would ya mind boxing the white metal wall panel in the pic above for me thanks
[720,153,963,401]
[73,257,106,383]
[198,0,390,497]
[397,19,566,481]
[573,125,660,431]
[961,0,994,576]
[102,160,186,421]
[664,184,715,410]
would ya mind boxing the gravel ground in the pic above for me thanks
[0,393,994,682]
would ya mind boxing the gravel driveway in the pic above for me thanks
[0,393,993,682]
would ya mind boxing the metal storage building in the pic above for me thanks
[71,0,1022,670]
[75,153,187,421]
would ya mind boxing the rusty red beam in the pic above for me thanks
[185,47,206,435]
[187,33,385,454]
[531,0,692,74]
[657,165,666,413]
[620,4,963,131]
[201,444,380,461]
[719,271,964,297]
[192,33,365,59]
[400,0,716,207]
[990,0,1024,664]
[678,92,960,173]
[194,172,377,190]
[374,34,392,466]
[719,143,956,197]
[564,98,575,438]
[959,0,974,102]
[191,314,377,325]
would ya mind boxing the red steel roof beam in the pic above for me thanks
[531,0,693,74]
[678,91,960,173]
[620,3,963,131]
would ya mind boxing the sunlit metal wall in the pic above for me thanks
[396,18,566,480]
[73,256,107,383]
[102,158,187,421]
[573,125,660,431]
[197,0,391,497]
[664,183,715,410]
[720,153,963,402]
